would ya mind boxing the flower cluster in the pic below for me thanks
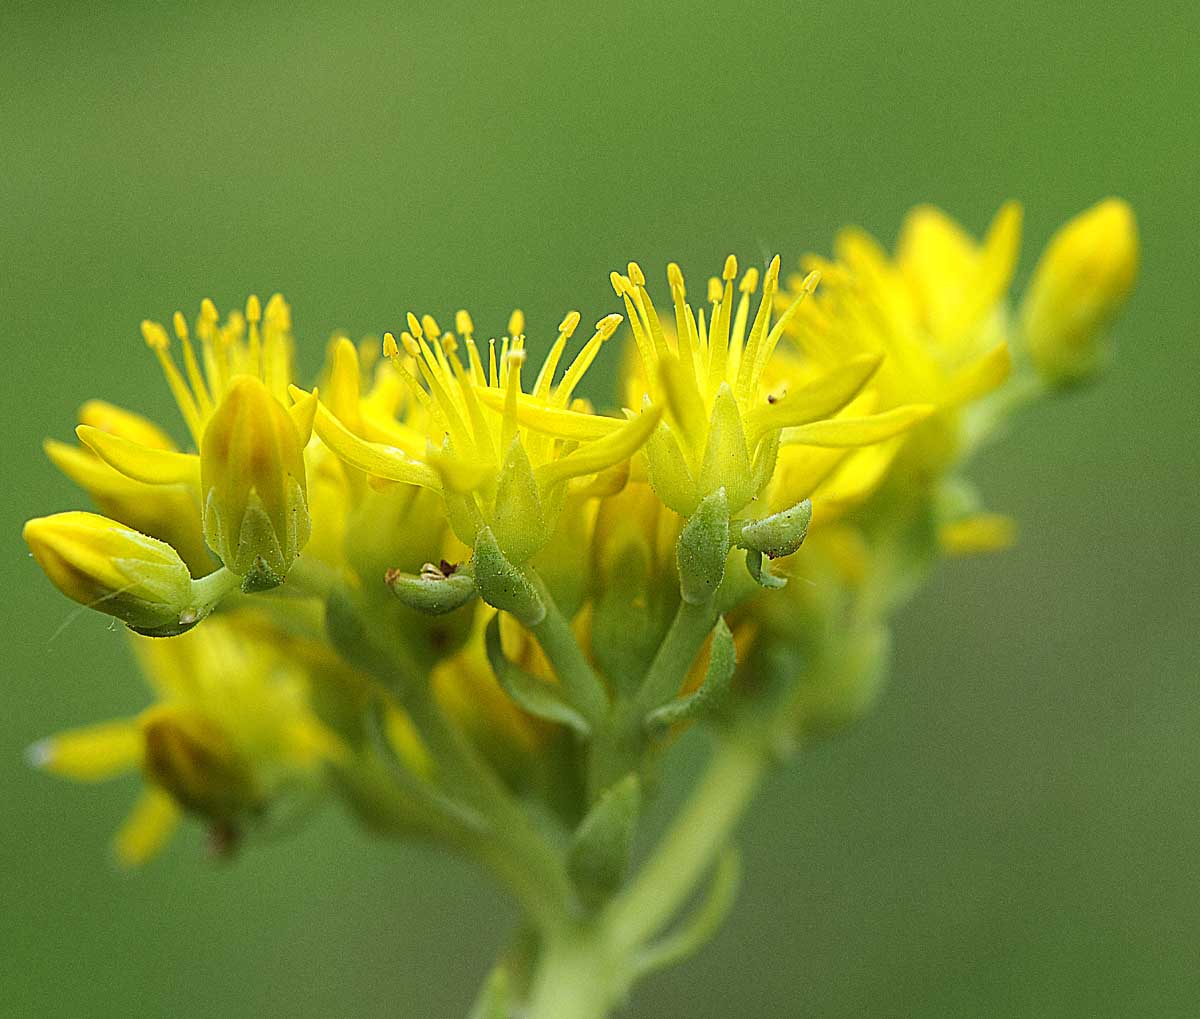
[23,199,1136,1017]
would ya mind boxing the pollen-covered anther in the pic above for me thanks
[627,262,646,287]
[406,312,423,340]
[667,262,685,296]
[723,254,738,281]
[455,310,474,337]
[596,314,623,340]
[382,332,400,359]
[559,310,581,337]
[246,294,262,323]
[141,320,170,351]
[421,314,441,339]
[739,267,760,294]
[508,310,525,338]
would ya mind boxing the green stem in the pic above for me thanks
[527,571,610,726]
[606,733,768,953]
[524,923,626,1019]
[634,596,718,714]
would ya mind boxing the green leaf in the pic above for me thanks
[473,526,546,626]
[737,498,812,560]
[567,774,641,909]
[644,617,736,730]
[385,566,477,615]
[745,548,787,589]
[676,488,730,605]
[484,614,590,735]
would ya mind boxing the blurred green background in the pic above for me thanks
[3,1,1197,1015]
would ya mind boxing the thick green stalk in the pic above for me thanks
[605,733,768,953]
[527,571,610,726]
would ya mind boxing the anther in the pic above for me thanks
[508,310,525,338]
[246,295,262,323]
[559,310,581,336]
[140,320,169,350]
[739,267,760,294]
[382,332,400,359]
[627,261,646,287]
[455,309,474,336]
[667,262,685,294]
[172,311,189,341]
[421,314,440,339]
[596,313,623,340]
[723,254,738,281]
[406,312,423,339]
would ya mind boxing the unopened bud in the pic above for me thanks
[1021,198,1138,386]
[24,511,200,635]
[201,376,310,589]
[140,706,257,819]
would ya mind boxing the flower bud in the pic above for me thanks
[200,376,310,589]
[737,498,813,560]
[23,511,198,635]
[140,706,258,820]
[1021,198,1138,386]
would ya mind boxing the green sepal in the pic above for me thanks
[239,554,284,593]
[473,526,546,626]
[484,614,590,735]
[491,436,546,564]
[676,487,730,605]
[737,498,812,560]
[567,773,641,909]
[645,617,736,731]
[745,548,787,589]
[385,566,477,615]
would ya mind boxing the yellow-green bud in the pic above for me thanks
[140,706,258,820]
[23,511,199,635]
[201,376,310,589]
[1021,198,1139,386]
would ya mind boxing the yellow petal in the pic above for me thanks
[306,395,442,490]
[473,386,625,441]
[746,353,884,442]
[536,406,663,488]
[76,425,200,485]
[28,720,142,781]
[939,513,1016,555]
[782,403,935,448]
[113,787,181,867]
[942,341,1011,407]
[78,400,177,451]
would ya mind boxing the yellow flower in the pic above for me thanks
[200,375,311,588]
[301,308,661,563]
[23,511,201,635]
[44,400,213,575]
[612,255,934,518]
[28,613,343,865]
[1021,198,1139,386]
[779,202,1022,517]
[72,295,317,583]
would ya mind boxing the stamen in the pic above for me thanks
[141,320,203,444]
[172,310,213,418]
[533,310,581,399]
[554,315,620,406]
[508,309,525,339]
